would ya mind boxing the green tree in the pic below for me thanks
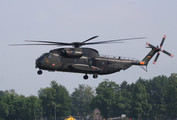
[0,91,41,120]
[23,95,41,120]
[71,84,95,117]
[13,95,26,119]
[3,89,19,97]
[167,73,177,119]
[130,83,151,119]
[0,95,9,119]
[90,79,119,119]
[117,81,132,117]
[148,75,169,119]
[39,80,71,120]
[39,87,57,120]
[0,91,4,97]
[0,94,16,119]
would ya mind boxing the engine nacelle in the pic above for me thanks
[60,48,83,58]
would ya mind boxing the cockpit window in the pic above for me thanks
[58,57,61,62]
[47,54,52,59]
[39,53,49,58]
[52,53,59,56]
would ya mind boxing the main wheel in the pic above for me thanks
[83,74,88,80]
[37,70,43,75]
[93,74,98,79]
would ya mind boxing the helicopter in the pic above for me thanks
[10,35,173,79]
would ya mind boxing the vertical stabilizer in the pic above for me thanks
[142,47,157,65]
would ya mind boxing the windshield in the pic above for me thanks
[39,53,49,58]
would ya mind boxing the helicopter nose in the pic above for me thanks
[35,58,43,68]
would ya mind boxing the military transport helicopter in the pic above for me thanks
[10,35,173,79]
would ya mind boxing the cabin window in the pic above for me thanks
[58,57,61,62]
[89,60,92,65]
[74,59,78,63]
[52,53,59,56]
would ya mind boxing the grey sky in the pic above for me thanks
[0,1,176,96]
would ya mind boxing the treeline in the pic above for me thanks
[91,73,177,120]
[0,73,177,120]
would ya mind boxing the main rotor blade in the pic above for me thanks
[84,41,124,45]
[25,40,72,46]
[10,36,146,47]
[84,37,147,45]
[162,49,173,57]
[160,35,166,48]
[82,36,99,43]
[153,52,160,64]
[9,43,66,46]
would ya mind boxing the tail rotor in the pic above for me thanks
[146,35,173,64]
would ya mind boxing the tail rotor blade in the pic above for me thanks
[146,42,157,49]
[162,49,174,57]
[153,52,160,64]
[160,35,166,48]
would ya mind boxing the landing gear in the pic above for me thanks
[83,74,98,79]
[93,74,98,79]
[83,74,88,80]
[37,70,43,75]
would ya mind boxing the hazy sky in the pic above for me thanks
[0,1,176,96]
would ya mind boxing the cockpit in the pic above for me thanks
[38,53,49,60]
[36,52,60,70]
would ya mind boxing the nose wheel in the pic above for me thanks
[93,74,98,79]
[83,74,88,80]
[37,70,43,75]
